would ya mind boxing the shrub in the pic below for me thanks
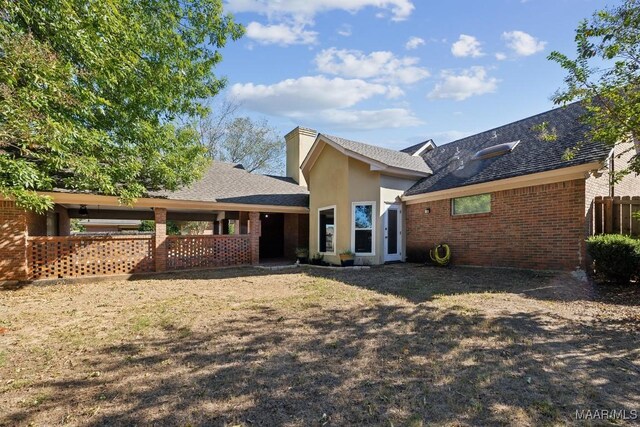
[586,234,640,284]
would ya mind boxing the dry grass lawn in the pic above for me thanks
[1,264,639,426]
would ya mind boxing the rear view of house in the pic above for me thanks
[288,102,640,270]
[1,102,638,283]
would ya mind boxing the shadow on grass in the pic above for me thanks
[3,295,639,426]
[304,263,640,306]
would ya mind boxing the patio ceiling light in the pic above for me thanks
[79,205,89,217]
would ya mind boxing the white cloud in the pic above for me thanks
[451,34,484,58]
[230,75,422,130]
[315,48,430,84]
[245,22,318,45]
[495,52,507,61]
[225,0,415,22]
[337,24,352,37]
[405,36,425,50]
[428,66,498,101]
[230,75,399,114]
[315,108,423,130]
[502,30,546,56]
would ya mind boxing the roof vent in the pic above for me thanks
[472,140,520,161]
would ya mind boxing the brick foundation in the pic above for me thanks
[406,180,587,270]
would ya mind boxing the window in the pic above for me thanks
[452,194,491,215]
[352,202,375,255]
[318,206,335,254]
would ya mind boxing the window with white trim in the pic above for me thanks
[352,202,375,255]
[452,194,491,215]
[318,207,335,253]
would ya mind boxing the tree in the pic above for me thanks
[217,117,285,173]
[138,219,183,235]
[549,0,640,178]
[1,0,244,212]
[196,102,285,174]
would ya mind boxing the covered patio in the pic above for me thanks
[0,162,309,282]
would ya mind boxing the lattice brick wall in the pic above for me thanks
[166,235,251,270]
[28,236,155,280]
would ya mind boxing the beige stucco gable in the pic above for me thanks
[307,142,419,265]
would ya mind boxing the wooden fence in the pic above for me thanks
[27,234,253,280]
[593,196,640,236]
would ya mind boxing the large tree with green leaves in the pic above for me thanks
[549,0,639,178]
[0,0,243,212]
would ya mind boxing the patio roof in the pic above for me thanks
[151,161,309,207]
[42,162,309,214]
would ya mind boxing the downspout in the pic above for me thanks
[609,153,615,198]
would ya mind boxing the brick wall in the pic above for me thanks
[249,212,261,265]
[0,201,28,281]
[1,203,262,281]
[166,235,251,269]
[405,179,586,271]
[28,235,155,280]
[283,213,310,259]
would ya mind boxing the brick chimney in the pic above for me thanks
[285,126,317,187]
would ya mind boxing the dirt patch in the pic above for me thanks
[1,265,639,426]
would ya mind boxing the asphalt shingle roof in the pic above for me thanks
[405,102,611,196]
[320,134,433,174]
[152,162,309,207]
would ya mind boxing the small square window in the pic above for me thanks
[452,194,491,215]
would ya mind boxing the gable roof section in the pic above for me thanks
[302,133,432,179]
[404,102,611,197]
[152,161,309,207]
[400,139,436,156]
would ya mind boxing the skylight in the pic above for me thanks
[471,140,520,161]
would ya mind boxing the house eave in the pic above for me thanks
[36,192,310,214]
[402,161,604,204]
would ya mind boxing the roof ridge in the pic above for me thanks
[321,133,415,156]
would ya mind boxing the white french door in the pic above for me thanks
[384,205,402,262]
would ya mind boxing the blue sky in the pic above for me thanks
[216,0,605,150]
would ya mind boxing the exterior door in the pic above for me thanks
[384,205,402,262]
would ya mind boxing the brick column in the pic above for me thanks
[249,211,261,265]
[56,205,71,236]
[0,201,28,282]
[154,208,167,272]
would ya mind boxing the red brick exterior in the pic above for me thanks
[28,235,155,279]
[166,235,251,269]
[406,180,588,270]
[249,211,261,265]
[0,203,267,281]
[283,213,310,260]
[154,207,167,272]
[0,201,28,281]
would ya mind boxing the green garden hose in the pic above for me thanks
[429,243,451,266]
